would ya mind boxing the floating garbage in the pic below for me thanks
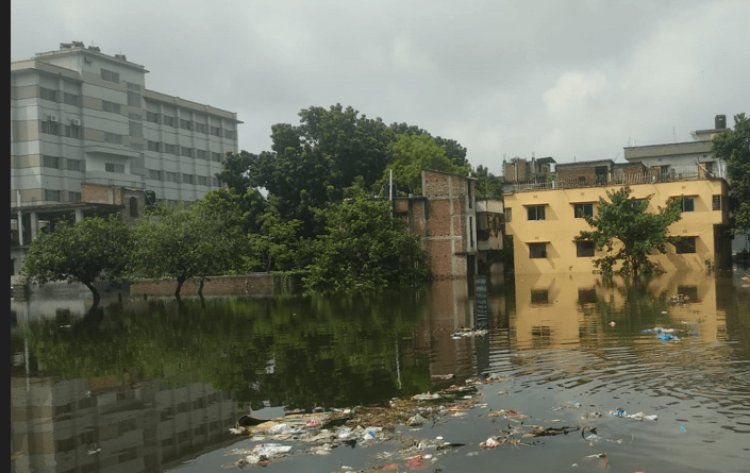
[234,443,292,468]
[411,392,441,401]
[488,408,528,420]
[657,333,680,342]
[450,327,488,339]
[610,409,658,421]
[641,327,675,334]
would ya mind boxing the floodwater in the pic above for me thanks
[10,269,750,473]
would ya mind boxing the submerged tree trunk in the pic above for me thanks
[198,277,206,298]
[175,275,186,301]
[198,277,206,309]
[83,281,101,309]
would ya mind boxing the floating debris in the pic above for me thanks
[450,327,488,339]
[488,408,528,420]
[610,409,658,421]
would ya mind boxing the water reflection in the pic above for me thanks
[10,271,748,473]
[510,271,729,349]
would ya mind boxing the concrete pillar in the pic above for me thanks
[17,210,24,246]
[75,208,84,222]
[29,212,38,241]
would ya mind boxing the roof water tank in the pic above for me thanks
[715,114,727,129]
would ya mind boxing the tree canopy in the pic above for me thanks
[384,134,466,196]
[713,113,750,232]
[226,103,470,237]
[131,198,247,299]
[576,186,682,278]
[304,193,430,293]
[22,215,133,307]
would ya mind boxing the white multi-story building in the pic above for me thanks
[10,42,241,277]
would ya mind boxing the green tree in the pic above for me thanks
[576,186,682,278]
[388,122,469,168]
[246,206,305,272]
[474,164,504,198]
[385,134,465,195]
[305,195,430,292]
[713,113,750,233]
[22,215,133,307]
[132,200,246,299]
[247,105,395,235]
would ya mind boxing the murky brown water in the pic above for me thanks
[10,269,750,472]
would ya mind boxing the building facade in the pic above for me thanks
[504,163,732,275]
[10,42,241,278]
[394,170,503,279]
[623,115,729,181]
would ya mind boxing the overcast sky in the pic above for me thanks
[11,0,750,172]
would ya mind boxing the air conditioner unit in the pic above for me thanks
[71,119,81,126]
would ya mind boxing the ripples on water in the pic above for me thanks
[10,270,750,473]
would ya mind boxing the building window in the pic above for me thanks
[39,87,58,101]
[530,289,549,305]
[164,143,178,155]
[211,152,223,162]
[68,191,81,203]
[210,126,222,137]
[44,189,61,201]
[104,132,122,144]
[148,169,163,180]
[196,149,209,160]
[527,205,546,221]
[127,91,141,107]
[100,68,120,83]
[129,121,143,138]
[180,146,194,158]
[64,124,82,139]
[182,173,194,184]
[63,92,80,106]
[674,236,697,254]
[712,195,722,211]
[147,140,161,152]
[102,100,122,114]
[195,123,208,134]
[504,208,512,223]
[165,171,180,183]
[105,162,125,173]
[146,111,160,123]
[126,82,142,91]
[574,203,593,218]
[41,119,61,136]
[677,285,699,303]
[180,119,193,130]
[576,240,595,257]
[529,242,547,258]
[578,288,597,304]
[197,175,208,186]
[66,159,83,171]
[680,196,695,212]
[42,155,61,169]
[163,115,176,127]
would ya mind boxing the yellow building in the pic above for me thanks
[503,164,731,275]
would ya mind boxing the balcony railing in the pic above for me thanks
[505,169,712,193]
